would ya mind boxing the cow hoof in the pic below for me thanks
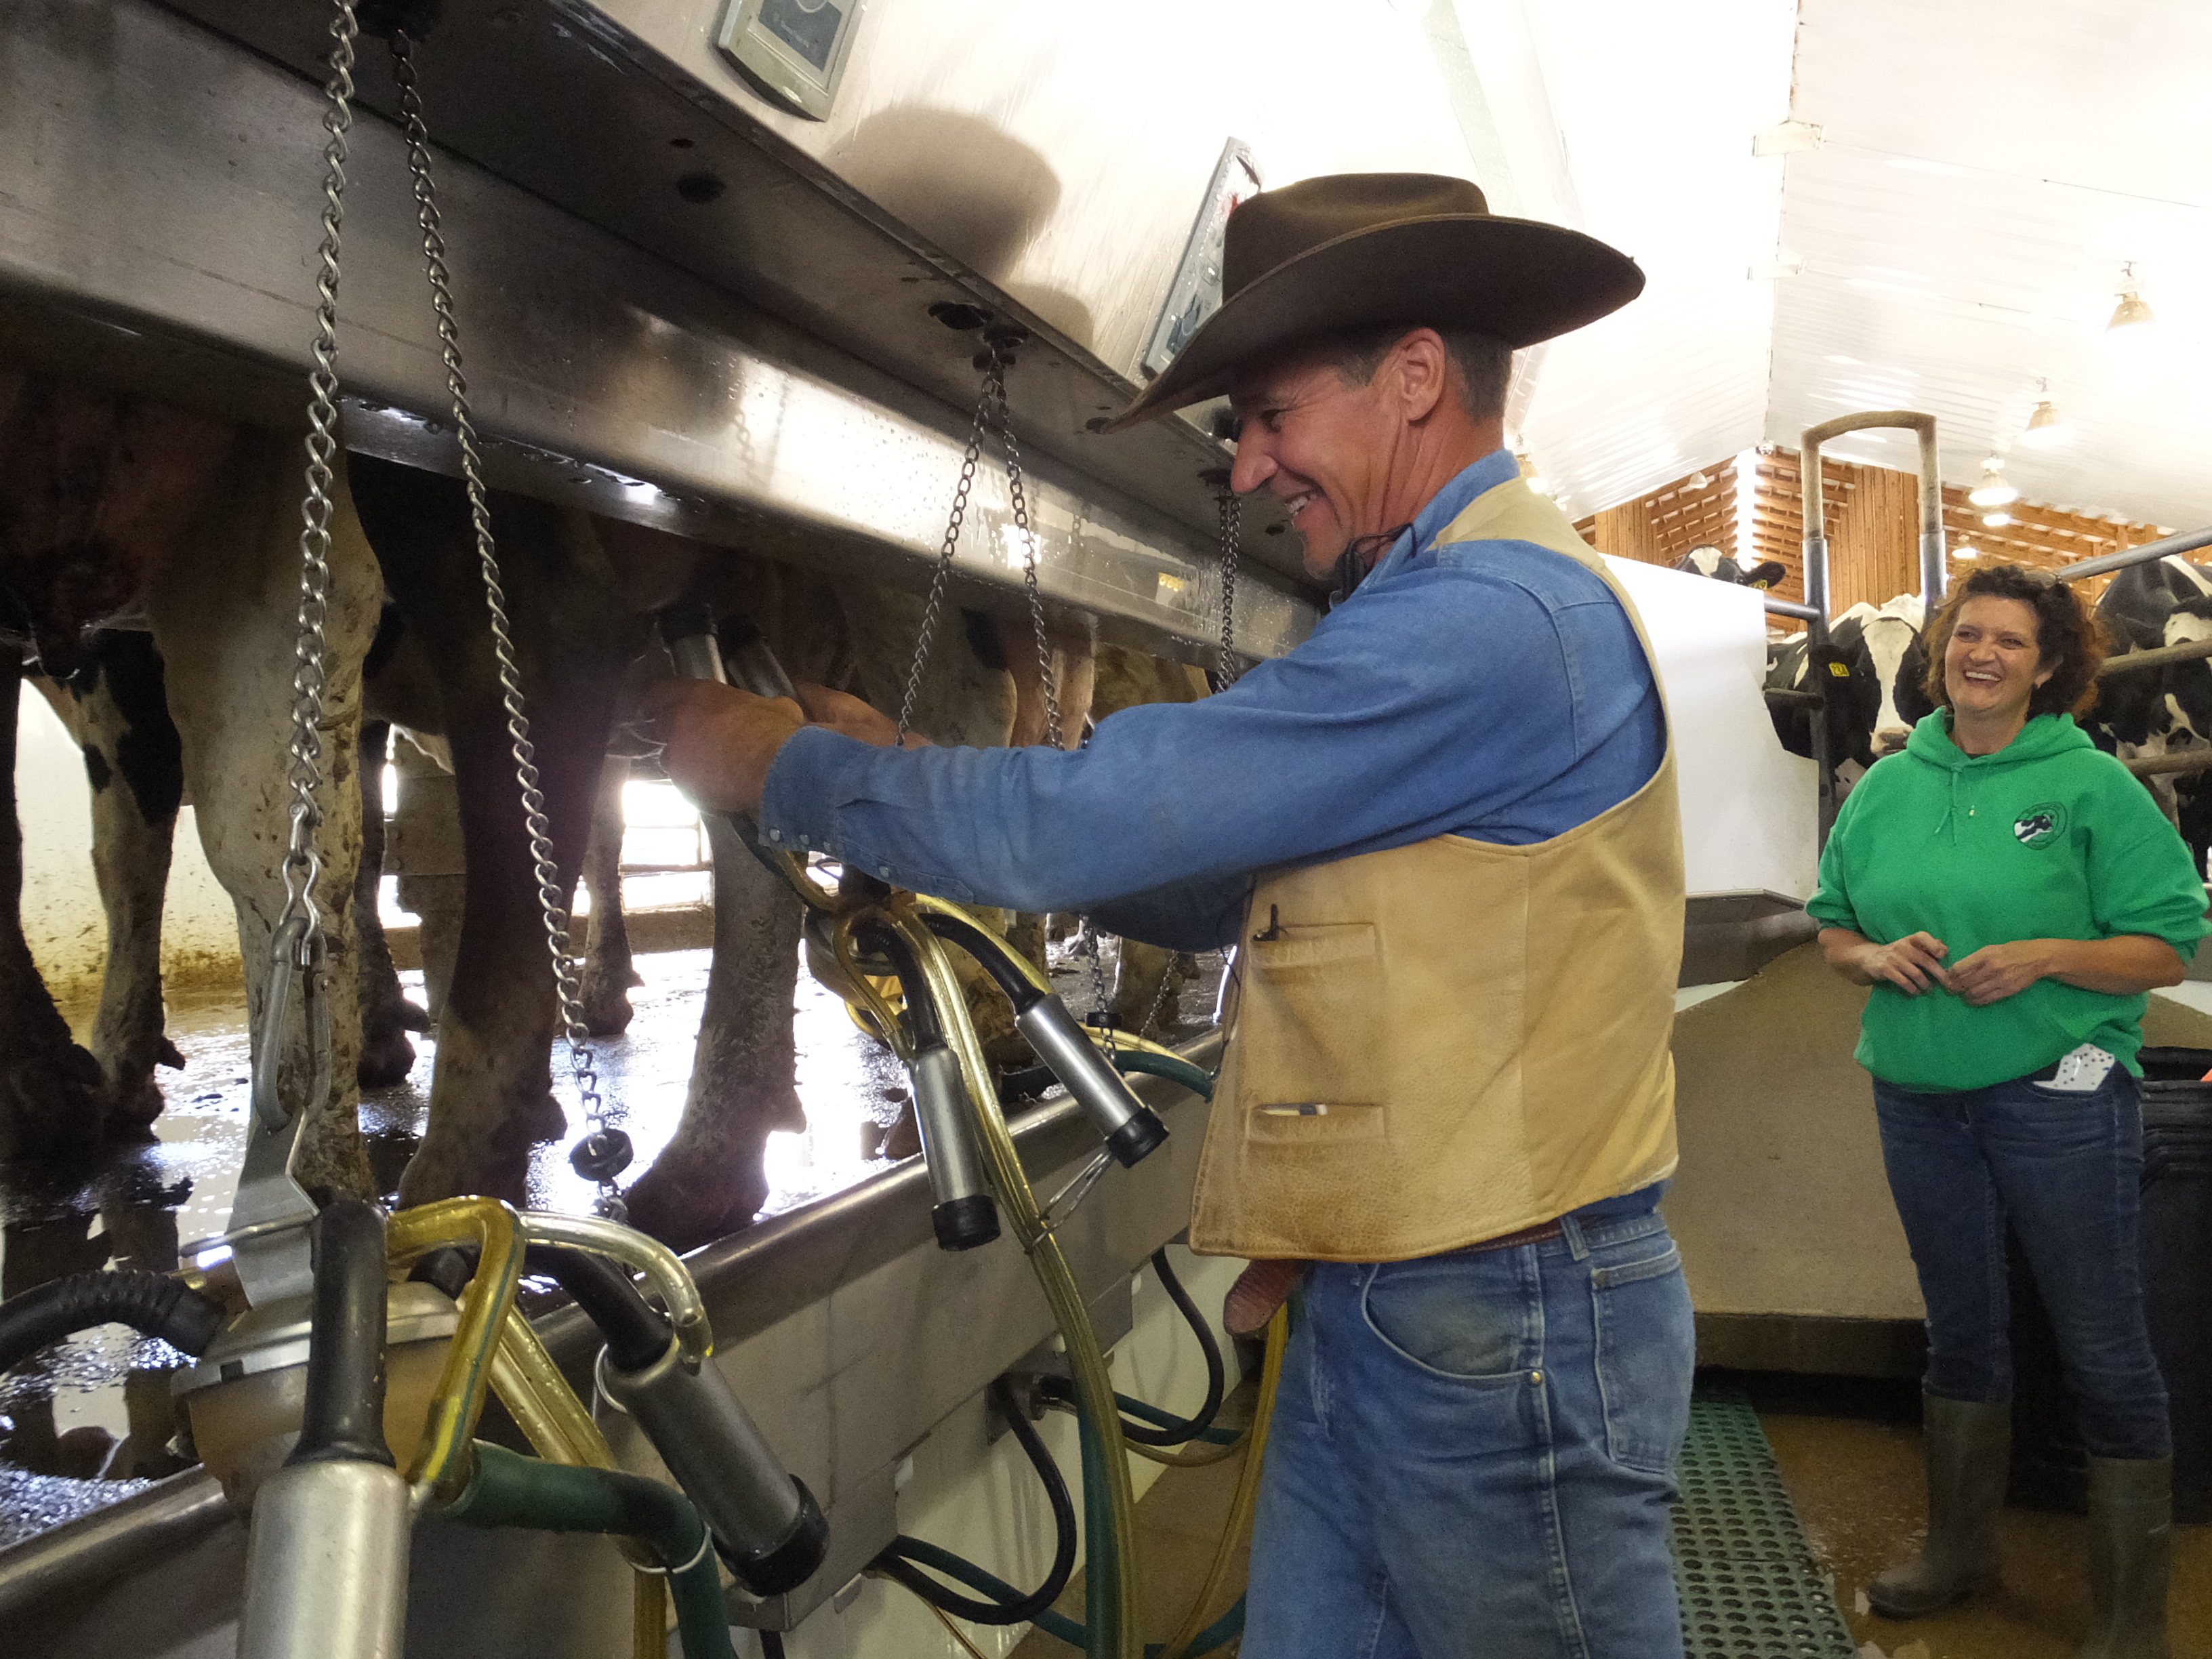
[357,1029,418,1089]
[157,1036,187,1070]
[622,1160,769,1252]
[579,987,636,1038]
[101,1071,167,1139]
[397,998,434,1033]
[522,1090,569,1144]
[0,1044,108,1162]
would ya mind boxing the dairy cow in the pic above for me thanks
[1674,546,1788,590]
[2089,555,2212,875]
[0,367,383,1189]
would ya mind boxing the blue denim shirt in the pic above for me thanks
[760,449,1664,950]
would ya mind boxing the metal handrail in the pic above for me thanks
[2049,523,2212,585]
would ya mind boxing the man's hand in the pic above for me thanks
[792,684,930,750]
[1946,941,2053,1007]
[647,679,804,817]
[1854,930,1956,996]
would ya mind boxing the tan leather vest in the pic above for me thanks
[1188,476,1685,1262]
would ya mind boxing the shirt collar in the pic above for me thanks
[1359,448,1521,590]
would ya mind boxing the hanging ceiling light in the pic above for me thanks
[2019,381,2076,449]
[2108,263,2155,331]
[1982,510,2013,528]
[1687,470,1713,490]
[1967,457,2018,508]
[1951,541,1975,560]
[1517,449,1549,497]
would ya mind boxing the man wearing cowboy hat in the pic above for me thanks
[655,173,1693,1656]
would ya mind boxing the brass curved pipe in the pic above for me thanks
[384,1197,527,1502]
[875,901,1145,1659]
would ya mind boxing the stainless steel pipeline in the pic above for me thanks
[2051,523,2212,585]
[1799,410,1946,613]
[0,1470,232,1624]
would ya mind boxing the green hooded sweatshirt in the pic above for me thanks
[1807,712,2208,1091]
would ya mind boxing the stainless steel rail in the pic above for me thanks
[2051,523,2212,586]
[0,0,1317,663]
[0,1037,1224,1653]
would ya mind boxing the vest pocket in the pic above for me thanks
[1237,922,1383,1117]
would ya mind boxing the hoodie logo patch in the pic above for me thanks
[2014,802,2066,849]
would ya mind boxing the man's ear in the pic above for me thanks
[1391,329,1450,422]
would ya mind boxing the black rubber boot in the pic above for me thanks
[2074,1455,2171,1659]
[1867,1393,2011,1618]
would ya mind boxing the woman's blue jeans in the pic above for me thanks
[1873,1069,2171,1458]
[1242,1207,1695,1658]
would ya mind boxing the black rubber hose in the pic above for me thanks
[522,1244,669,1373]
[291,1196,394,1467]
[874,1378,1076,1624]
[1040,1249,1226,1446]
[0,1269,228,1376]
[918,911,1041,1010]
[854,922,945,1047]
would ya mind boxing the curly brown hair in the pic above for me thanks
[1921,562,2108,720]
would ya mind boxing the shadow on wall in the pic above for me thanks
[830,107,1097,351]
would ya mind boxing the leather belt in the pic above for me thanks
[1465,1218,1565,1253]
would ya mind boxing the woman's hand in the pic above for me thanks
[1820,927,1954,996]
[1947,941,2051,1006]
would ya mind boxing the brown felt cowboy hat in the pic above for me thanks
[1106,173,1642,431]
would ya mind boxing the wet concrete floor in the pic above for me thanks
[1004,1370,2212,1658]
[0,925,1219,1547]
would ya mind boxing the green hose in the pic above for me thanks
[1080,1411,1114,1658]
[443,1442,735,1659]
[1106,1050,1214,1101]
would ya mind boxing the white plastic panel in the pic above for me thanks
[1606,558,1816,901]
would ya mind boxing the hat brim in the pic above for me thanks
[1103,215,1643,432]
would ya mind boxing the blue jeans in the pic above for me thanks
[1242,1206,1695,1658]
[1874,1069,2171,1458]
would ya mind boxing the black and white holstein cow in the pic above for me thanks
[1674,546,1788,590]
[2088,554,2212,876]
[0,368,384,1188]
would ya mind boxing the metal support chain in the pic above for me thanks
[895,369,994,746]
[386,30,625,1214]
[277,0,360,962]
[983,335,1062,750]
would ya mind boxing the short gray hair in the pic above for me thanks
[1304,325,1514,419]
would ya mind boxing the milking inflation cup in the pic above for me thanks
[543,1248,828,1595]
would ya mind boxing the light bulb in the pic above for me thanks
[2019,399,2074,449]
[1967,458,2018,509]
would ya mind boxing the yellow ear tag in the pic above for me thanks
[1826,661,1851,678]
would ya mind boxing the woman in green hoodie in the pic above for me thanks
[1808,563,2206,1656]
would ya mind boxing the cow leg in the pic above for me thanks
[1109,940,1194,1038]
[390,732,465,1022]
[0,654,105,1160]
[71,633,185,1134]
[147,438,380,1198]
[353,720,423,1086]
[623,813,804,1248]
[352,459,645,1208]
[578,754,639,1036]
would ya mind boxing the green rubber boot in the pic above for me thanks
[2074,1455,2171,1659]
[1866,1393,2011,1619]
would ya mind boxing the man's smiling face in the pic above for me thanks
[1225,350,1403,581]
